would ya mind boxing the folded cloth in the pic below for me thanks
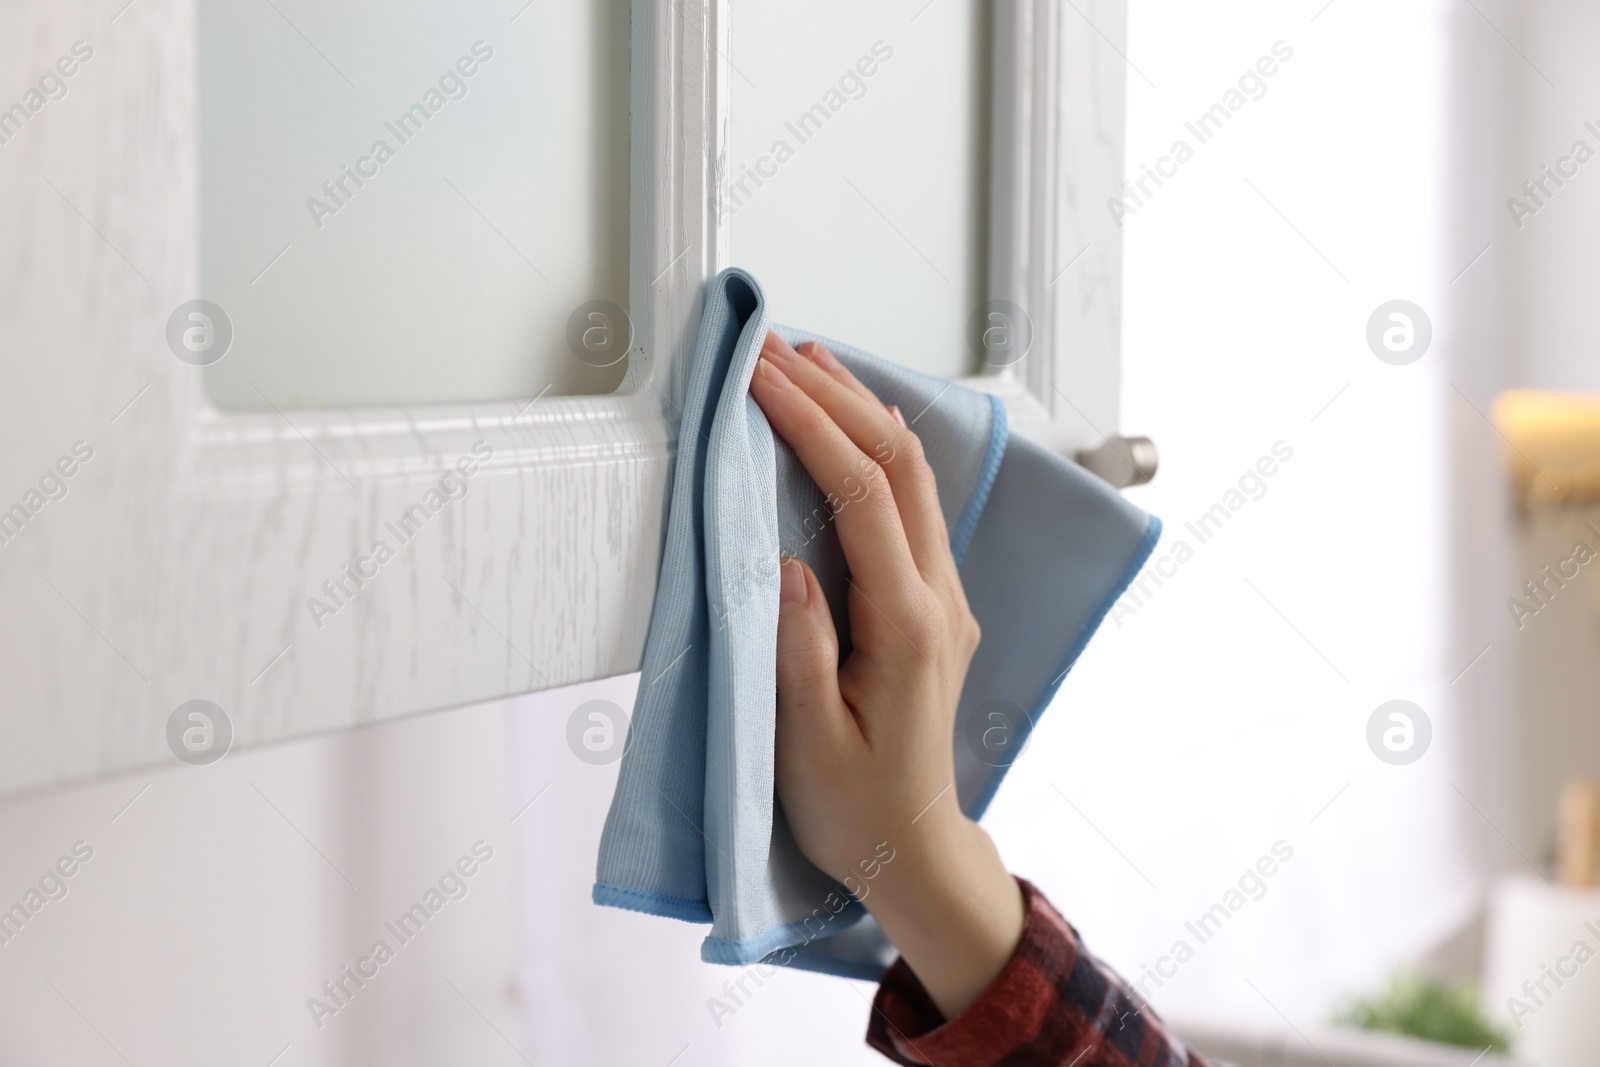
[593,268,1160,979]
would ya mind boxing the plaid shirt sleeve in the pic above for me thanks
[865,878,1213,1067]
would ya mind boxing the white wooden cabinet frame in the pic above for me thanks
[4,0,1127,796]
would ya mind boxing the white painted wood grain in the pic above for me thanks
[0,0,723,797]
[988,0,1129,455]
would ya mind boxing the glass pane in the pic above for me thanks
[198,0,628,410]
[730,0,990,379]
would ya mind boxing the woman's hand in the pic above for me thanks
[749,331,1025,1020]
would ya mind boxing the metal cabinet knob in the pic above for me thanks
[1074,436,1158,489]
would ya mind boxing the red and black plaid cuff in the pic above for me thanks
[866,878,1211,1067]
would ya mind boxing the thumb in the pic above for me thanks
[775,558,851,742]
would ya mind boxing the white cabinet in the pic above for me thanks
[0,0,1130,795]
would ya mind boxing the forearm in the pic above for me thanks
[863,812,1026,1019]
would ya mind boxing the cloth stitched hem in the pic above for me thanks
[966,514,1163,822]
[699,897,871,965]
[950,393,1009,566]
[592,882,713,924]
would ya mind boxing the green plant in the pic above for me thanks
[1332,972,1510,1052]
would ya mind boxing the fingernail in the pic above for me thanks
[779,558,808,614]
[887,404,907,428]
[757,357,792,389]
[801,341,842,372]
[764,334,802,366]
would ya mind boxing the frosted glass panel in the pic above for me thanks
[730,0,989,379]
[198,0,628,410]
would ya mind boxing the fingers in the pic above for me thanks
[750,356,923,600]
[759,333,953,580]
[788,334,879,406]
[774,558,861,754]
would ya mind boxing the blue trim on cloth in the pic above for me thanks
[950,393,1008,567]
[592,882,714,924]
[700,899,870,966]
[967,515,1164,821]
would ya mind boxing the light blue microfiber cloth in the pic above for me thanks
[593,268,1160,979]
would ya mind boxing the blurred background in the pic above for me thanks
[2,0,1600,1064]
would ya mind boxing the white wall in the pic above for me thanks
[982,0,1515,1031]
[0,697,518,1067]
[1506,0,1600,395]
[1501,0,1600,857]
[0,673,910,1067]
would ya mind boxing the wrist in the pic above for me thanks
[861,812,1025,1019]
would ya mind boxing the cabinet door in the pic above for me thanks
[732,0,1133,461]
[0,0,1129,796]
